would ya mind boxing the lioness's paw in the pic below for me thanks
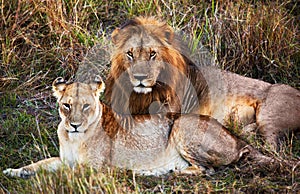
[3,168,18,177]
[3,168,35,179]
[19,168,35,179]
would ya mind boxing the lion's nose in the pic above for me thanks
[134,74,147,81]
[70,123,81,130]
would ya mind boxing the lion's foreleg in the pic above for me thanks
[3,157,61,178]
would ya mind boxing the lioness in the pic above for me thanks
[3,76,273,178]
[104,16,300,151]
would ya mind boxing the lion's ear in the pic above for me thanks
[91,75,105,97]
[52,77,67,99]
[112,19,140,44]
[164,26,174,43]
[111,28,120,44]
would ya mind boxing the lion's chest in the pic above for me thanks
[111,117,189,176]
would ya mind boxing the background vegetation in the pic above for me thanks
[1,0,299,193]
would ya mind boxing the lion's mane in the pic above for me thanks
[104,17,208,115]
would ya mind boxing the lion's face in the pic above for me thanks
[110,17,186,94]
[52,77,105,134]
[121,34,165,94]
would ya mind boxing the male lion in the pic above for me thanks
[104,16,300,151]
[3,76,274,178]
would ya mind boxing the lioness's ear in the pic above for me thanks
[91,75,105,96]
[111,28,120,44]
[52,77,67,99]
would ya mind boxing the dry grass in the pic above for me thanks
[1,0,299,193]
[212,1,299,86]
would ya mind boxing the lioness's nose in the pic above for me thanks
[70,123,81,129]
[134,74,147,81]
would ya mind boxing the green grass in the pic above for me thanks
[1,0,299,193]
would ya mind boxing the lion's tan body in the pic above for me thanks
[104,17,300,151]
[199,67,300,147]
[3,78,273,178]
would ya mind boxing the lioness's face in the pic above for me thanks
[122,34,165,94]
[52,77,104,134]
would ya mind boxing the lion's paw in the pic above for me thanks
[3,168,35,179]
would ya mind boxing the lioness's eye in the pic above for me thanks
[150,51,156,60]
[62,103,70,110]
[83,104,90,111]
[126,51,133,60]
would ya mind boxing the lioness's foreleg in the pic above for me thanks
[3,157,61,178]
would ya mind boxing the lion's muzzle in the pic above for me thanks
[131,75,153,94]
[129,73,154,94]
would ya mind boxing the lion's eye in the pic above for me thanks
[150,51,156,60]
[62,103,71,111]
[83,104,90,111]
[126,51,134,60]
